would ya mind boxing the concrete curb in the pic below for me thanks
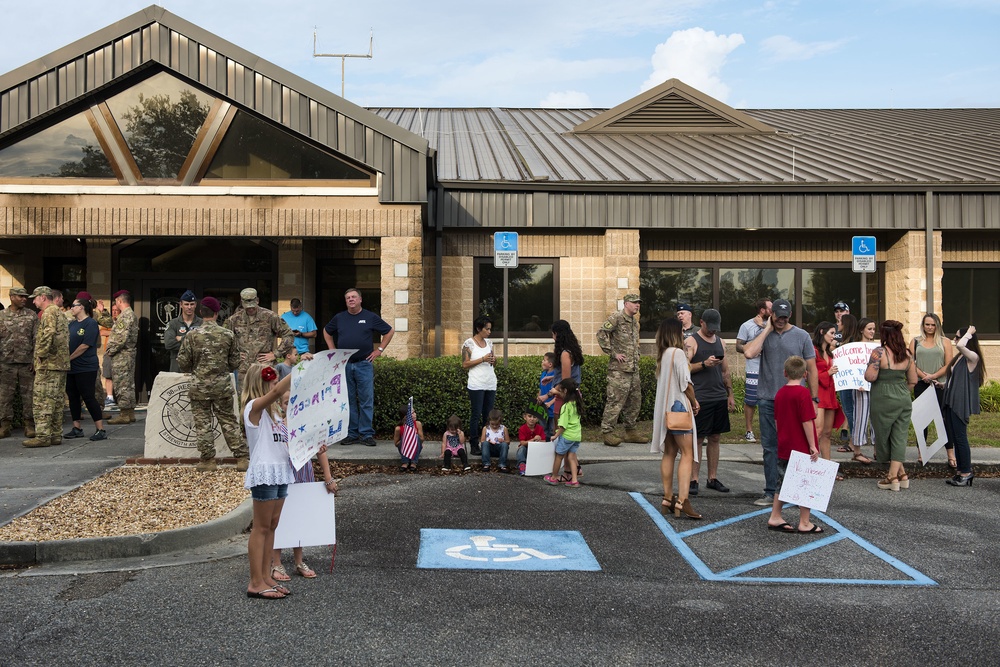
[0,498,253,567]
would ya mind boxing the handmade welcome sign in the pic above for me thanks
[286,349,355,471]
[832,342,880,391]
[778,450,839,512]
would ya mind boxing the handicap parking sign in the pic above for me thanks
[417,529,601,571]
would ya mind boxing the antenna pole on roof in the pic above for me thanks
[313,28,374,98]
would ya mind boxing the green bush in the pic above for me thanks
[979,380,1000,412]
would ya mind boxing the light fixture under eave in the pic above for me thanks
[348,238,360,244]
[745,228,758,232]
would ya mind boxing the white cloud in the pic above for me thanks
[760,35,847,62]
[540,91,594,108]
[640,28,745,100]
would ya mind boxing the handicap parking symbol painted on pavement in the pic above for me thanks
[417,529,601,571]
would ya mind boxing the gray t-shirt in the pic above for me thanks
[737,318,765,375]
[756,324,815,401]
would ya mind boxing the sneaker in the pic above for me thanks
[362,437,377,447]
[441,467,450,472]
[340,437,358,446]
[518,462,526,476]
[89,429,107,441]
[64,427,85,439]
[543,474,561,486]
[744,430,756,442]
[104,397,115,407]
[706,478,730,493]
[753,494,774,506]
[463,466,472,471]
[689,480,699,496]
[564,480,581,488]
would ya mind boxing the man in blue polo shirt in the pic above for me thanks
[281,298,317,355]
[742,298,818,506]
[323,288,394,447]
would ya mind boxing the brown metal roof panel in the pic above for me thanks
[491,109,552,181]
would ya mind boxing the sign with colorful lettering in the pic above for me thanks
[286,349,355,471]
[833,342,880,391]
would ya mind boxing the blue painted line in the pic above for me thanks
[717,534,846,577]
[631,492,937,586]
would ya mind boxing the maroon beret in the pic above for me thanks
[76,291,93,302]
[200,296,221,313]
[112,290,128,299]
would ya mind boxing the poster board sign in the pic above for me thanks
[286,350,355,471]
[777,450,839,512]
[524,441,556,476]
[273,482,336,549]
[912,385,947,465]
[833,342,880,391]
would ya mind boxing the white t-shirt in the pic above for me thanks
[737,318,765,375]
[464,337,497,391]
[243,402,295,488]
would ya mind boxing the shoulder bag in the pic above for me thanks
[664,349,693,431]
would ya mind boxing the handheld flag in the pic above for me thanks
[400,396,420,460]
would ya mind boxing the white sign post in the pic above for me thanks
[852,235,876,317]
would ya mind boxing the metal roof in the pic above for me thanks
[370,104,1000,188]
[0,5,428,203]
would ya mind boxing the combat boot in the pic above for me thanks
[23,420,36,437]
[22,436,50,448]
[236,457,250,472]
[49,435,62,446]
[195,459,218,472]
[0,420,11,438]
[107,408,133,425]
[624,429,649,444]
[603,432,623,447]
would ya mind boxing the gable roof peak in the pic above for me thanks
[573,78,775,135]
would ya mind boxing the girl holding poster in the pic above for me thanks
[241,364,295,600]
[944,326,985,487]
[851,319,878,460]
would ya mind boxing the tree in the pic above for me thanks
[120,90,209,179]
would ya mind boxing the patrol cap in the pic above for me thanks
[29,286,53,298]
[623,294,642,303]
[76,291,93,302]
[180,290,197,303]
[240,288,259,307]
[772,299,792,318]
[701,308,722,331]
[201,296,221,313]
[9,287,29,297]
[833,301,850,312]
[676,303,693,313]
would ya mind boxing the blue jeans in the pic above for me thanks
[944,405,972,475]
[758,399,778,497]
[398,439,422,464]
[516,444,529,465]
[482,440,509,466]
[468,389,496,447]
[838,389,855,436]
[346,361,375,440]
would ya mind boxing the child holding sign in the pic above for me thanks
[767,356,822,534]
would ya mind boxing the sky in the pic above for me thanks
[1,0,998,110]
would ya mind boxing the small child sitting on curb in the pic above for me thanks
[516,408,546,476]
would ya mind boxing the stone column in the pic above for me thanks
[884,231,942,342]
[380,236,423,360]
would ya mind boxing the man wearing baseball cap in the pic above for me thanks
[0,287,38,439]
[833,301,850,343]
[676,303,697,339]
[23,287,70,447]
[742,298,818,506]
[163,290,202,373]
[596,293,645,446]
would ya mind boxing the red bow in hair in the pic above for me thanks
[261,367,277,382]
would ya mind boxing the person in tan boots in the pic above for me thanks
[0,287,37,439]
[23,287,69,447]
[106,290,138,425]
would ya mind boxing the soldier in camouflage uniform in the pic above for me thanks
[23,286,70,447]
[597,293,645,447]
[0,287,37,438]
[225,288,294,379]
[177,296,248,472]
[106,290,139,424]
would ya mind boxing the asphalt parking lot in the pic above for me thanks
[2,462,998,666]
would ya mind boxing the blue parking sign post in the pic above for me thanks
[852,236,876,318]
[494,232,518,366]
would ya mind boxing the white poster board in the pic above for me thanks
[912,385,947,465]
[524,441,556,476]
[833,342,880,391]
[286,350,355,471]
[273,482,336,549]
[777,450,839,512]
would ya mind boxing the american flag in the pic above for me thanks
[400,396,419,460]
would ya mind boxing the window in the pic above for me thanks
[475,259,558,336]
[639,263,882,335]
[943,266,1000,334]
[0,111,114,178]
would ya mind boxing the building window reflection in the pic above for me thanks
[475,259,557,336]
[0,111,113,178]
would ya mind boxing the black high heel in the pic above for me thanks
[946,474,974,487]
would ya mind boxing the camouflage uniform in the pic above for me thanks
[0,303,37,431]
[177,320,247,460]
[31,304,70,441]
[597,307,642,434]
[93,308,113,406]
[225,306,294,377]
[106,306,138,410]
[163,315,203,372]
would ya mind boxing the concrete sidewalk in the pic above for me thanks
[2,409,998,567]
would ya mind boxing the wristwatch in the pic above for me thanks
[812,396,820,403]
[377,346,384,352]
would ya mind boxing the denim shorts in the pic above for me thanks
[251,483,289,501]
[554,435,580,456]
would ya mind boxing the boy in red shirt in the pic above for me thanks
[767,356,822,534]
[516,409,547,476]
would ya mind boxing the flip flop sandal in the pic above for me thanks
[295,563,317,578]
[270,564,291,582]
[767,522,796,533]
[836,445,852,453]
[247,587,285,600]
[798,525,824,534]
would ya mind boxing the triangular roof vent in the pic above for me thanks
[574,78,774,134]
